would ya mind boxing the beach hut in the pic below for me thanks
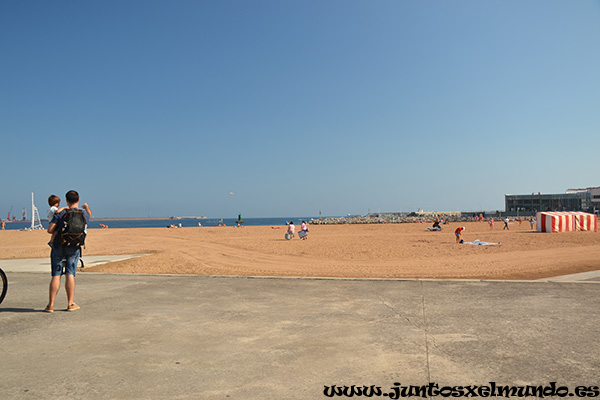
[572,212,598,231]
[536,211,597,233]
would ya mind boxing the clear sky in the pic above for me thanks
[1,1,599,218]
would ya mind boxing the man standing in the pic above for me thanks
[45,190,91,312]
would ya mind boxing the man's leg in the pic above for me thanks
[65,274,75,306]
[47,247,63,310]
[48,276,61,308]
[63,247,80,310]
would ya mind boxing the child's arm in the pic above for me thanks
[55,206,68,214]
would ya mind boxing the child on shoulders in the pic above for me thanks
[47,195,68,247]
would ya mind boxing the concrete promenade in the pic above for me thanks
[0,260,599,399]
[0,254,148,274]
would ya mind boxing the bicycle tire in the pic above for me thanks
[0,268,7,305]
[62,257,85,273]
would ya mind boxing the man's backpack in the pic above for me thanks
[61,209,87,247]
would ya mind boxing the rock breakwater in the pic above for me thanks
[311,213,474,225]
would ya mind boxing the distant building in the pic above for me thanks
[505,187,600,214]
[566,186,600,211]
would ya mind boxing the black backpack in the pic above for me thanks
[61,209,87,247]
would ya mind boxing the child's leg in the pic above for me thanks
[48,231,57,247]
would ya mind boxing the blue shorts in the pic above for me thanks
[50,246,81,277]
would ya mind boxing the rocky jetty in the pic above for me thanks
[311,213,475,225]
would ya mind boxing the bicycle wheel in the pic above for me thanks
[0,268,7,305]
[63,258,85,272]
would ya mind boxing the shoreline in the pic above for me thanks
[8,213,597,226]
[91,217,207,221]
[3,216,208,223]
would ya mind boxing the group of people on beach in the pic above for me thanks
[453,215,537,244]
[488,216,536,231]
[286,220,309,240]
[486,217,512,230]
[467,215,536,231]
[432,217,447,229]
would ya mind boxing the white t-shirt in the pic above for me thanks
[47,206,58,221]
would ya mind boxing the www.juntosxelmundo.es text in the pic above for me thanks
[323,382,600,398]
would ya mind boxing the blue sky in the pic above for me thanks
[1,1,599,218]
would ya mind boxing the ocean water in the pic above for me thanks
[2,217,317,230]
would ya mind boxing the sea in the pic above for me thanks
[2,217,318,231]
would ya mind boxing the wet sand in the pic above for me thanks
[0,221,598,280]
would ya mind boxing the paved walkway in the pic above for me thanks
[0,254,148,273]
[537,269,600,283]
[1,255,600,283]
[1,259,599,399]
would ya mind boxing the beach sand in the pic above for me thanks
[1,221,598,280]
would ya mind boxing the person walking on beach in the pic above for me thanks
[455,226,465,243]
[45,190,91,313]
[503,217,510,230]
[287,221,295,239]
[529,217,536,230]
[489,218,494,230]
[300,220,309,240]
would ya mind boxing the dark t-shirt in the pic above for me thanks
[51,208,91,247]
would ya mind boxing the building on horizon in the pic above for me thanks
[505,186,600,215]
[566,186,600,211]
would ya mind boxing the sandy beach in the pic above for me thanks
[1,221,599,280]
